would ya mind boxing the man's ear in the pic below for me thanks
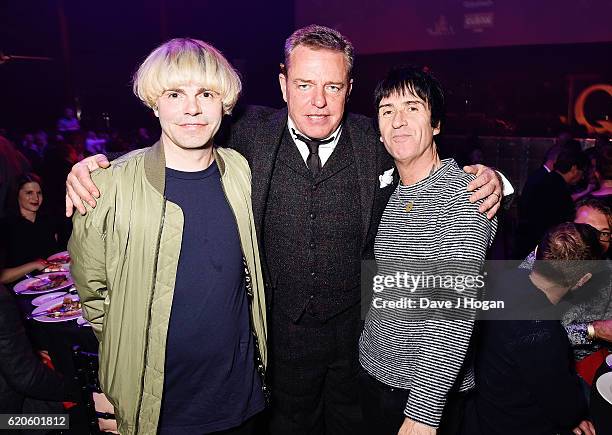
[572,272,593,290]
[279,70,288,103]
[433,120,441,136]
[347,78,354,99]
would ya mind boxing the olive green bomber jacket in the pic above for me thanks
[68,142,267,435]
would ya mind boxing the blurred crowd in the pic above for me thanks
[514,134,612,260]
[0,107,155,221]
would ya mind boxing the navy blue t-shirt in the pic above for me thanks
[158,163,263,434]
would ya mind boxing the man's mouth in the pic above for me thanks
[392,134,412,141]
[306,115,329,120]
[180,123,207,127]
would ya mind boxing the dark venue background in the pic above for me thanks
[0,0,295,132]
[2,0,611,135]
[1,0,611,194]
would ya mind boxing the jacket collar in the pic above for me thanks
[143,139,226,197]
[251,108,288,233]
[345,114,378,245]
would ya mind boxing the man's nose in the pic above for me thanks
[184,96,202,115]
[311,87,327,108]
[392,110,407,128]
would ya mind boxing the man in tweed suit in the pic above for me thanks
[65,25,504,435]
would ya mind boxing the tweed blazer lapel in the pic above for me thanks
[316,128,354,184]
[276,129,312,178]
[250,108,288,236]
[345,115,378,246]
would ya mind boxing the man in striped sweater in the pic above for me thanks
[359,66,497,435]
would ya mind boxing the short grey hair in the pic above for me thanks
[283,25,354,77]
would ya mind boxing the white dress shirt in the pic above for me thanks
[287,116,343,167]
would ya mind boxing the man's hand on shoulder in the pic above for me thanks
[65,154,110,217]
[463,164,503,220]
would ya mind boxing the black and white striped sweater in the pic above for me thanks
[359,158,497,428]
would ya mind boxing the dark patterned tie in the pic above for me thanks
[292,129,335,178]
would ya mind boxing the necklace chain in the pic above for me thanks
[395,162,441,212]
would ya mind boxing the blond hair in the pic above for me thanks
[133,38,241,114]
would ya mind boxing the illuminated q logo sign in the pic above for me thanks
[574,84,612,135]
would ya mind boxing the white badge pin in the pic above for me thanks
[379,167,395,188]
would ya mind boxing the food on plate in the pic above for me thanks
[26,274,70,292]
[48,252,71,263]
[43,262,66,273]
[45,297,82,318]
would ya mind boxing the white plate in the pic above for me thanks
[47,251,71,264]
[14,272,74,295]
[76,317,91,327]
[31,290,76,306]
[596,372,612,405]
[31,296,82,323]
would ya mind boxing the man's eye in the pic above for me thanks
[407,105,419,112]
[167,92,179,98]
[381,110,393,117]
[297,83,310,90]
[202,91,214,98]
[327,85,340,93]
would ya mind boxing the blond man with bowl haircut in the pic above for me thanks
[69,39,267,435]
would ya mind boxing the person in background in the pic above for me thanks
[84,131,107,156]
[522,143,563,198]
[520,197,612,386]
[464,222,601,435]
[590,143,612,208]
[18,132,44,174]
[33,130,49,156]
[40,142,79,246]
[514,146,589,258]
[0,173,59,284]
[565,198,612,356]
[0,243,79,414]
[56,107,80,133]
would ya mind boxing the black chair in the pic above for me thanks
[72,346,117,434]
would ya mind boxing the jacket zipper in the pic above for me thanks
[220,180,269,403]
[134,197,167,434]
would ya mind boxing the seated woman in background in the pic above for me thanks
[0,173,60,284]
